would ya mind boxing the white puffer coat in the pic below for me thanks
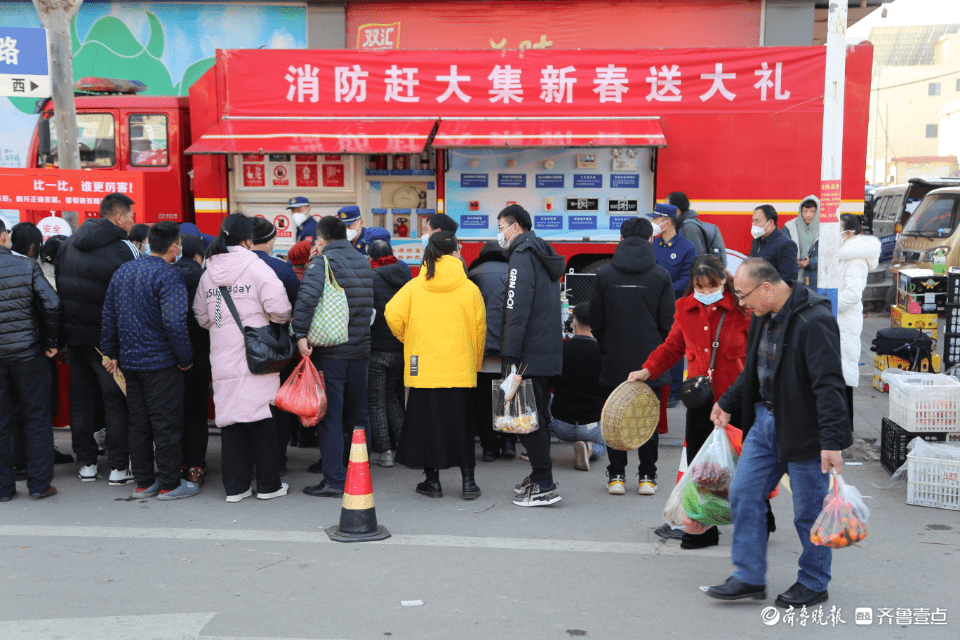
[837,234,881,387]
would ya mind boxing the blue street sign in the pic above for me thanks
[0,26,50,98]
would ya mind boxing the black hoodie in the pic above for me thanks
[589,237,675,390]
[500,231,565,377]
[55,218,137,347]
[718,284,852,462]
[371,259,411,351]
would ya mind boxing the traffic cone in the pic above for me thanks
[327,427,391,543]
[676,439,688,484]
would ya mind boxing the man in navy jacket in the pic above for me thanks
[749,205,799,282]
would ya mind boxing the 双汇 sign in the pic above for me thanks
[0,27,51,98]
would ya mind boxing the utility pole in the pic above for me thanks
[817,0,847,317]
[32,0,82,229]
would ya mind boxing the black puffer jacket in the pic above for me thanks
[589,237,675,390]
[0,247,61,365]
[171,258,211,359]
[293,239,374,360]
[468,250,509,356]
[718,284,852,462]
[371,259,410,351]
[500,231,565,377]
[55,218,136,347]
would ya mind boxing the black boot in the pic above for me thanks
[500,438,516,459]
[416,467,443,498]
[766,499,776,537]
[461,467,481,500]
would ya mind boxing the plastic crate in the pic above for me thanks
[948,269,960,305]
[884,371,960,432]
[907,455,960,511]
[880,417,948,474]
[945,333,960,370]
[946,304,960,335]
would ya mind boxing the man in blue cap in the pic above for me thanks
[648,203,696,408]
[336,206,391,256]
[289,197,317,242]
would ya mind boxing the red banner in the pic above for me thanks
[219,47,825,118]
[0,168,145,213]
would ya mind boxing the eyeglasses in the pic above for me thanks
[497,223,513,232]
[734,282,764,301]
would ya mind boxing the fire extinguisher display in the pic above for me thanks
[394,216,409,237]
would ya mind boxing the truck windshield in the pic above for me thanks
[44,114,116,168]
[900,194,960,238]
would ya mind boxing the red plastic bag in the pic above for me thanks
[275,357,327,426]
[810,473,869,549]
[723,423,779,500]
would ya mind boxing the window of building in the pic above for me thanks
[926,124,939,138]
[128,114,169,166]
[929,82,941,96]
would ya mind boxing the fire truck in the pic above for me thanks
[26,45,873,272]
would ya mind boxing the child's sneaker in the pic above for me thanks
[638,476,657,495]
[607,473,626,495]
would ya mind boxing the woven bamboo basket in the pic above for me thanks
[601,380,659,451]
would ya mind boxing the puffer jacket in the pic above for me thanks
[468,250,509,356]
[371,257,410,351]
[590,237,675,390]
[837,233,881,387]
[500,231,565,377]
[194,247,291,427]
[0,247,60,365]
[171,258,211,360]
[292,239,374,360]
[642,290,750,403]
[385,256,486,388]
[55,218,137,347]
[750,227,799,283]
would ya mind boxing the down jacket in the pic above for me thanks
[385,256,486,388]
[642,290,751,404]
[837,233,881,387]
[55,218,137,347]
[590,237,675,390]
[194,247,291,428]
[718,284,852,462]
[0,247,60,366]
[468,249,510,356]
[371,257,410,351]
[750,227,799,283]
[292,239,374,360]
[500,231,565,377]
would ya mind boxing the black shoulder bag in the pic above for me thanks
[219,286,296,375]
[678,311,726,409]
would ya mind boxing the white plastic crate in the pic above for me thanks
[907,456,960,511]
[884,371,960,432]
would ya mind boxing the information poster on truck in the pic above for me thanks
[0,167,145,215]
[446,148,654,240]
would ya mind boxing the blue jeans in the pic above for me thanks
[549,417,605,459]
[312,356,370,490]
[730,404,831,591]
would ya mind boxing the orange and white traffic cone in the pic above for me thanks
[327,427,391,543]
[676,438,688,483]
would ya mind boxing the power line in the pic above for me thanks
[873,68,960,91]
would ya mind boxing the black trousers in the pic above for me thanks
[476,371,517,453]
[605,385,659,479]
[845,385,854,431]
[0,356,54,497]
[181,358,211,469]
[517,376,558,485]
[271,357,299,469]
[126,367,184,491]
[69,344,129,470]
[220,418,282,497]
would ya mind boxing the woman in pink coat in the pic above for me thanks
[195,214,292,503]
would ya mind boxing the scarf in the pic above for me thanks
[371,255,399,269]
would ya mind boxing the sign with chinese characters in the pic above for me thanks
[609,215,633,230]
[497,173,527,188]
[460,173,489,188]
[568,215,597,230]
[534,215,563,230]
[566,197,599,212]
[460,214,489,229]
[0,27,51,98]
[357,22,401,50]
[36,216,72,240]
[220,48,823,119]
[536,174,565,188]
[610,173,640,189]
[573,174,602,188]
[607,198,638,212]
[0,168,145,213]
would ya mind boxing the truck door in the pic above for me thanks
[120,111,185,223]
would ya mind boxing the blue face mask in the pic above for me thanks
[173,243,182,263]
[142,244,150,256]
[421,233,431,247]
[693,289,724,306]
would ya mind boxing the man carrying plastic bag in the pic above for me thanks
[703,259,852,608]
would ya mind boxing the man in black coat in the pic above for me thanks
[705,258,851,607]
[468,241,516,462]
[0,219,61,500]
[56,193,138,484]
[749,205,799,282]
[498,205,565,507]
[590,217,675,496]
[292,216,374,498]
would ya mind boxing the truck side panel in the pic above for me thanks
[189,65,229,234]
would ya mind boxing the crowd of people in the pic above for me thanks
[0,191,879,607]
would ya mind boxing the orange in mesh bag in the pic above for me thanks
[810,472,869,549]
[275,357,327,426]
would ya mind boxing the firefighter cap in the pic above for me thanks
[647,203,678,219]
[337,206,362,225]
[286,196,311,209]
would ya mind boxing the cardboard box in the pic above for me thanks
[873,353,941,373]
[872,372,888,393]
[897,269,947,313]
[890,306,939,342]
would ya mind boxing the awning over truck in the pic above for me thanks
[431,117,667,148]
[185,117,439,155]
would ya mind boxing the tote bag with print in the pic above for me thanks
[307,255,350,347]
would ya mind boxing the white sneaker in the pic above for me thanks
[373,450,395,467]
[256,483,289,500]
[638,476,658,495]
[607,473,626,495]
[226,488,254,503]
[573,441,590,472]
[78,464,98,481]
[108,468,134,486]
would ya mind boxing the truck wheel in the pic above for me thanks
[581,258,612,274]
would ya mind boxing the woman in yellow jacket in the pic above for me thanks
[386,231,486,500]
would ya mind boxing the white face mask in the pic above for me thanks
[421,233,431,247]
[750,222,768,239]
[497,230,510,249]
[346,228,359,241]
[693,288,724,306]
[292,213,307,227]
[651,222,663,237]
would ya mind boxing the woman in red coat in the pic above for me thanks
[628,254,750,549]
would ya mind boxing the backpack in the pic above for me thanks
[681,217,727,265]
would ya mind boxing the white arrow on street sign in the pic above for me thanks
[0,26,51,98]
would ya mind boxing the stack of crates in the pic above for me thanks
[946,268,960,371]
